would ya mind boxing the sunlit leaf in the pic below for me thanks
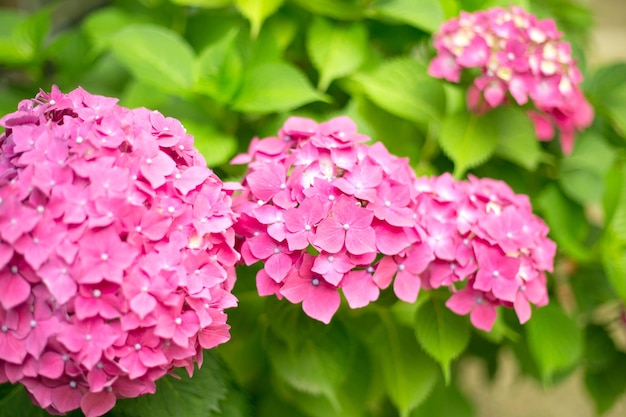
[234,0,284,39]
[558,131,615,204]
[195,29,243,103]
[371,0,444,33]
[414,298,471,383]
[438,111,499,178]
[290,0,365,20]
[306,17,367,91]
[109,24,196,93]
[232,62,327,113]
[352,57,445,127]
[493,107,543,172]
[526,304,583,383]
[182,119,238,167]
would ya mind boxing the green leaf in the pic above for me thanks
[535,183,592,262]
[113,350,228,417]
[171,0,233,7]
[306,17,367,91]
[0,9,50,64]
[352,57,445,127]
[371,0,444,33]
[584,353,626,415]
[493,107,543,171]
[525,304,583,383]
[0,384,48,417]
[273,339,373,417]
[234,0,284,39]
[438,111,499,178]
[372,315,438,417]
[410,379,474,417]
[601,230,626,303]
[414,298,471,383]
[289,0,365,20]
[558,131,615,205]
[182,119,238,167]
[109,24,196,93]
[232,62,327,113]
[81,7,136,53]
[195,29,243,103]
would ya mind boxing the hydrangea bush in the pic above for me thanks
[0,87,238,416]
[2,0,626,416]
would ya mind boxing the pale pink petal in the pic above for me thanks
[341,270,379,308]
[393,270,421,303]
[302,285,341,324]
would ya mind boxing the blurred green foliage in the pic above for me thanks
[2,0,626,416]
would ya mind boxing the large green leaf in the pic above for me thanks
[0,384,49,417]
[170,0,233,7]
[0,9,50,65]
[371,0,444,33]
[182,119,238,168]
[414,298,471,383]
[410,379,474,417]
[372,315,439,417]
[352,57,445,127]
[234,0,284,39]
[493,107,543,172]
[583,330,626,416]
[525,304,583,383]
[306,17,367,91]
[109,24,196,93]
[558,131,615,205]
[264,306,353,406]
[289,0,366,20]
[232,62,327,113]
[81,7,136,53]
[195,29,243,103]
[536,183,592,262]
[438,111,499,178]
[601,230,626,303]
[113,351,228,417]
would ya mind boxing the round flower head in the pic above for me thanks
[413,174,555,331]
[428,6,593,154]
[0,86,238,416]
[232,116,432,323]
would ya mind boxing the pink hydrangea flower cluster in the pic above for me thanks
[232,116,555,330]
[0,87,238,416]
[412,173,555,331]
[428,6,593,154]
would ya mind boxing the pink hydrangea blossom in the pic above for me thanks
[233,117,555,329]
[0,86,238,416]
[428,6,593,154]
[233,116,428,323]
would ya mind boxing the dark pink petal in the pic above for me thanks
[81,391,117,417]
[37,351,65,379]
[265,252,293,283]
[445,289,476,315]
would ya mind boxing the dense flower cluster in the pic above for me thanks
[428,6,593,154]
[413,174,555,331]
[233,116,555,330]
[0,87,238,416]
